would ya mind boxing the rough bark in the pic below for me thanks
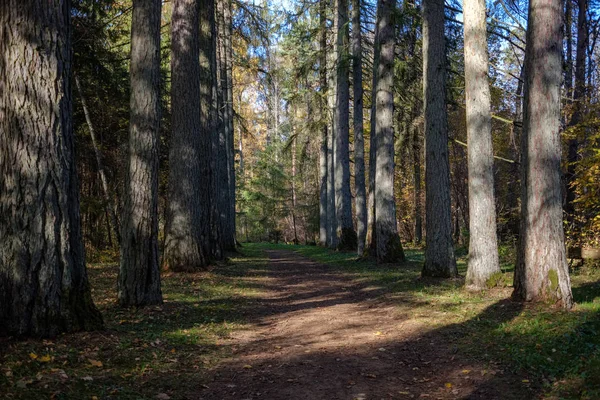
[163,0,208,272]
[421,0,457,277]
[334,0,358,250]
[74,75,121,246]
[352,0,367,256]
[327,8,338,249]
[463,0,500,290]
[224,0,236,247]
[216,0,236,251]
[119,0,163,306]
[365,6,381,257]
[0,0,103,337]
[318,0,329,247]
[374,0,405,263]
[200,0,223,260]
[513,0,573,309]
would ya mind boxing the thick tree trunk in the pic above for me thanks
[463,0,500,290]
[119,0,163,306]
[0,0,103,337]
[200,0,223,260]
[334,0,358,250]
[74,75,121,246]
[421,0,457,277]
[291,137,299,244]
[514,0,573,309]
[163,0,208,272]
[374,0,404,263]
[352,0,367,255]
[319,0,328,247]
[413,125,423,245]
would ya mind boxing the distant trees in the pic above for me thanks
[118,0,163,306]
[0,0,103,336]
[513,0,573,308]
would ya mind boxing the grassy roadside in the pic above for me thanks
[0,245,269,400]
[266,243,600,399]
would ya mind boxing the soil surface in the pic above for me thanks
[197,250,535,400]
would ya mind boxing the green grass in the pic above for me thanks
[266,243,600,399]
[0,245,269,400]
[3,242,600,399]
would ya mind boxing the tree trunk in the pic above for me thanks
[463,0,500,290]
[565,0,573,99]
[74,75,121,246]
[334,0,358,250]
[216,0,236,251]
[163,0,208,272]
[413,125,423,245]
[514,0,573,309]
[421,0,457,277]
[119,0,163,306]
[0,0,103,337]
[291,137,299,244]
[319,0,328,247]
[225,0,236,247]
[352,0,367,256]
[200,0,223,260]
[327,9,338,249]
[366,5,381,257]
[374,0,405,263]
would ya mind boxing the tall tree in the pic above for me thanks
[513,0,573,309]
[374,0,405,263]
[119,0,163,306]
[0,0,103,336]
[163,0,208,272]
[319,0,329,247]
[366,4,381,257]
[463,0,500,289]
[334,0,358,250]
[328,6,339,249]
[200,0,223,260]
[216,0,236,251]
[352,0,367,255]
[421,0,457,277]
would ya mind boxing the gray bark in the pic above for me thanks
[216,0,236,251]
[374,0,404,263]
[366,6,381,257]
[225,0,236,246]
[463,0,500,290]
[319,0,329,247]
[352,0,367,256]
[0,0,103,337]
[163,0,208,272]
[200,0,223,260]
[334,0,358,250]
[514,0,573,309]
[327,10,338,249]
[421,0,457,277]
[119,0,163,306]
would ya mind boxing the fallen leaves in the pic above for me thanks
[88,359,103,368]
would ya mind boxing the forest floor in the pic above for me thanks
[2,244,600,399]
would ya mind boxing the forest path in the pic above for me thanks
[197,249,532,400]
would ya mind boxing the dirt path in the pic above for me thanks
[197,250,533,400]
